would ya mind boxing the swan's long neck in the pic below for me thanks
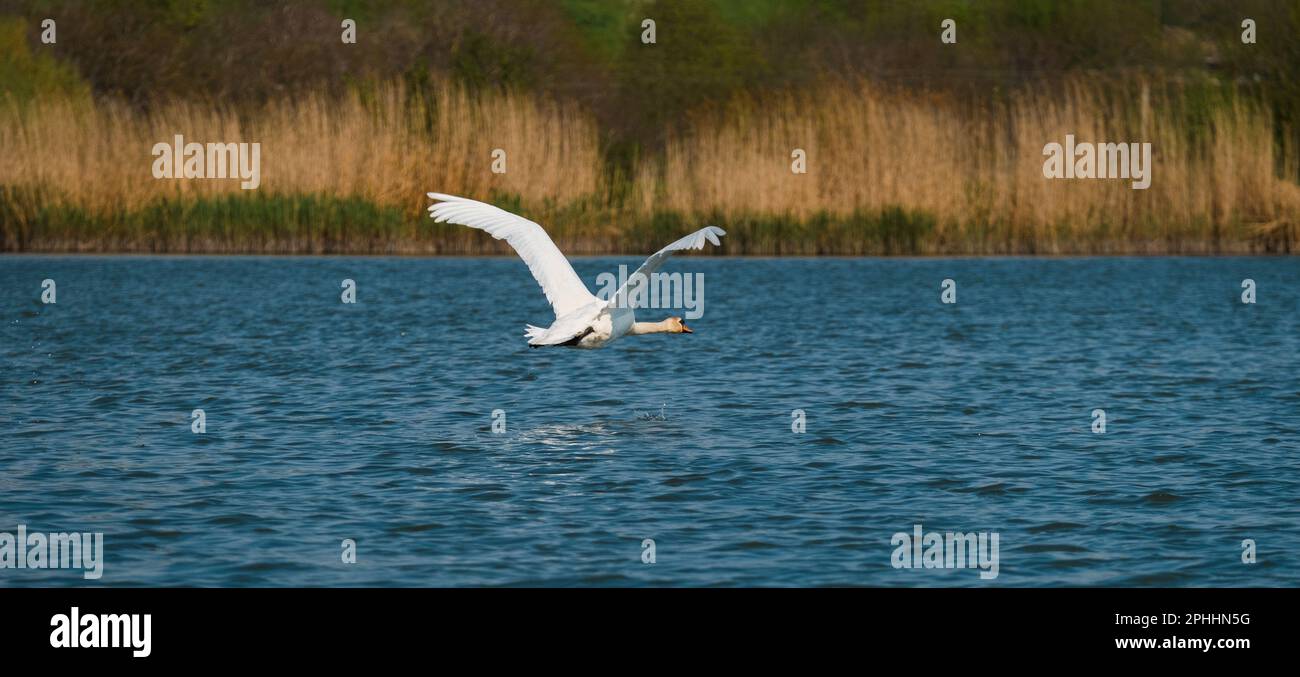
[629,319,675,335]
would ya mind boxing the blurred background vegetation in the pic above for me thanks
[1,0,1298,254]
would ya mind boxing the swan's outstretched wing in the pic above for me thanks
[427,193,597,318]
[607,226,725,308]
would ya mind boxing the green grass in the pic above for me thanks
[4,190,1287,255]
[2,192,413,254]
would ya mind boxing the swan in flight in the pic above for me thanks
[427,193,725,349]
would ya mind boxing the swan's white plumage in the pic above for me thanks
[426,192,597,318]
[524,299,608,346]
[427,193,724,348]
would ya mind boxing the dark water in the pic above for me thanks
[2,255,1298,587]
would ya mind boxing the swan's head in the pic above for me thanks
[669,316,692,334]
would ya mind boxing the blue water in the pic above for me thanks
[2,255,1298,586]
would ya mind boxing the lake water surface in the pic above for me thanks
[2,256,1298,586]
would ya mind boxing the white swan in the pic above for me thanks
[427,193,725,349]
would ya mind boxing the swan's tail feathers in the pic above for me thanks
[525,324,591,347]
[525,324,563,347]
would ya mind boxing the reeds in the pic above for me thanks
[646,78,1300,254]
[0,82,602,252]
[2,78,1297,254]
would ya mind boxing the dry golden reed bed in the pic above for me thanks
[2,79,1298,254]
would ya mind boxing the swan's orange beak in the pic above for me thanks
[680,322,693,333]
